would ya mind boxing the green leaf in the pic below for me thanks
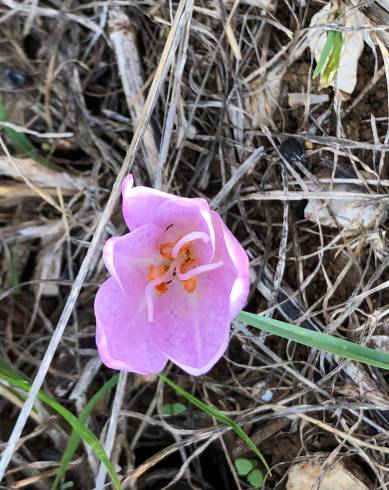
[159,374,270,475]
[51,374,119,490]
[162,403,173,415]
[172,402,186,414]
[247,469,264,488]
[312,30,336,79]
[0,367,122,490]
[237,311,389,370]
[0,99,62,171]
[234,458,253,476]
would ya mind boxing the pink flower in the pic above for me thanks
[94,175,249,376]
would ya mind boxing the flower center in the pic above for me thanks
[144,230,223,322]
[148,240,198,297]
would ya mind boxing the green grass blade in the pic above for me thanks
[0,99,62,171]
[322,30,343,81]
[237,311,389,370]
[159,373,270,474]
[312,30,335,79]
[0,368,122,490]
[52,374,119,490]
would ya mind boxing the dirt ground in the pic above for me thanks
[0,1,388,489]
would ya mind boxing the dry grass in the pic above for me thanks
[0,1,388,489]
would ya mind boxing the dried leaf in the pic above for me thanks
[304,183,388,230]
[250,64,286,125]
[0,156,89,190]
[0,184,72,206]
[33,222,64,297]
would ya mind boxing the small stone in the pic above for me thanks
[279,138,305,162]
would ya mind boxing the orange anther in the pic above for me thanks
[179,242,192,258]
[155,282,169,295]
[160,242,174,260]
[183,277,197,293]
[147,264,168,282]
[180,259,196,274]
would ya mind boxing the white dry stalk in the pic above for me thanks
[288,92,329,107]
[0,0,193,481]
[241,190,389,201]
[222,0,275,10]
[155,4,193,189]
[23,0,39,36]
[268,169,289,311]
[0,121,73,139]
[95,371,128,489]
[109,7,159,181]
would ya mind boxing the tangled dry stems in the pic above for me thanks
[0,1,388,488]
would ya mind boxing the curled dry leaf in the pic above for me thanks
[287,460,370,490]
[0,156,89,190]
[33,221,64,297]
[308,1,368,95]
[304,182,388,230]
[250,65,286,126]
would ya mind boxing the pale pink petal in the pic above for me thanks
[156,198,216,263]
[103,224,164,293]
[211,211,250,318]
[95,278,168,374]
[122,176,174,231]
[151,268,232,375]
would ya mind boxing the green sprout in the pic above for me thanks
[313,29,343,84]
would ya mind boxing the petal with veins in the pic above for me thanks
[95,278,167,374]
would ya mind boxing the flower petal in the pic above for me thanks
[103,224,164,293]
[156,197,216,263]
[211,211,250,318]
[122,176,174,231]
[151,269,232,375]
[95,277,168,374]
